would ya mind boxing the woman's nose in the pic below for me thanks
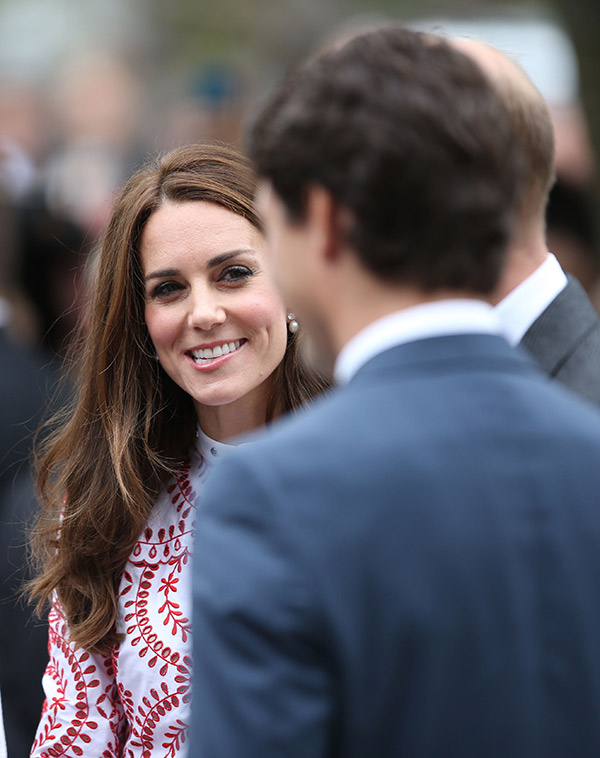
[188,289,227,331]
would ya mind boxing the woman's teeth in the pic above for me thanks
[191,340,242,363]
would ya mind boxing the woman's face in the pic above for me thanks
[140,199,288,433]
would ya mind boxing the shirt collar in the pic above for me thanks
[195,425,236,462]
[0,297,11,330]
[334,298,502,385]
[495,253,567,346]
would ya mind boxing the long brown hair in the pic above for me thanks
[28,143,328,653]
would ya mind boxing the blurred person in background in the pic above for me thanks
[545,177,600,302]
[0,79,44,204]
[0,466,48,758]
[44,53,145,238]
[17,198,89,362]
[452,38,600,407]
[0,193,56,758]
[0,151,96,758]
[191,24,600,758]
[28,143,327,757]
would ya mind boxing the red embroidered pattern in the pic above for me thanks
[32,446,209,758]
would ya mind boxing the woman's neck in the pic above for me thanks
[195,383,272,442]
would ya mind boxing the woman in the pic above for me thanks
[28,144,327,757]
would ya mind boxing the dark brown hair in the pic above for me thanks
[246,25,523,294]
[28,143,328,653]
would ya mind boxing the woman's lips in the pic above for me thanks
[187,338,246,367]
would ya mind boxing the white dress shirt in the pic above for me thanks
[494,253,567,346]
[334,299,503,385]
[0,297,10,330]
[0,692,7,758]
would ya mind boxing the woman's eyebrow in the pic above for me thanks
[207,249,256,268]
[144,267,180,282]
[144,249,257,282]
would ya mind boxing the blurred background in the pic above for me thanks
[0,0,598,754]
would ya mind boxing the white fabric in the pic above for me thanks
[495,253,568,347]
[32,430,232,758]
[0,691,7,758]
[334,299,502,385]
[0,298,11,330]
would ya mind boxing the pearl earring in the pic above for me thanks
[287,313,299,334]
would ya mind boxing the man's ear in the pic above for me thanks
[304,185,343,264]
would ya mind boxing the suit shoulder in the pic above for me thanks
[554,321,600,402]
[520,277,600,406]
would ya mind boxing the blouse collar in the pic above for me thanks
[195,425,238,463]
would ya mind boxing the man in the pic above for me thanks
[454,38,600,406]
[191,26,600,757]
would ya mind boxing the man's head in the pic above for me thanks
[247,25,523,362]
[452,37,556,230]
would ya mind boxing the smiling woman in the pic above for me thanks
[141,199,288,439]
[27,144,329,758]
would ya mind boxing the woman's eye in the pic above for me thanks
[221,265,254,283]
[150,281,182,299]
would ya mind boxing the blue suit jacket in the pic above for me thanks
[191,333,600,758]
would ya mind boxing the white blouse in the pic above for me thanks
[31,430,229,758]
